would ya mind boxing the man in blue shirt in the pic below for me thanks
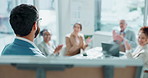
[1,4,44,56]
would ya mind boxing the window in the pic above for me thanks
[37,0,58,45]
[0,0,34,52]
[100,0,144,34]
[0,0,34,34]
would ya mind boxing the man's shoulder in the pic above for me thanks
[1,43,18,55]
[125,29,135,34]
[1,42,41,56]
[126,28,134,32]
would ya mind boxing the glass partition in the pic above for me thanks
[0,0,58,52]
[0,0,34,53]
[0,0,148,56]
[36,0,58,45]
[99,0,144,34]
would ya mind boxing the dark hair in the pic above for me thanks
[10,4,39,36]
[73,23,82,31]
[140,26,148,37]
[40,29,48,36]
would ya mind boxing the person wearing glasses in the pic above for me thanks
[65,23,88,56]
[1,4,44,57]
[112,19,137,52]
[37,29,63,56]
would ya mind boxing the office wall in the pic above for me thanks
[58,0,71,44]
[92,31,112,47]
[0,35,14,54]
[58,0,95,44]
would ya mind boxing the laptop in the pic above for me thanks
[101,43,119,57]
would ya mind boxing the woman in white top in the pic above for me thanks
[38,29,63,56]
[125,26,148,78]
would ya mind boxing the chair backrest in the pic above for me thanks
[0,65,143,78]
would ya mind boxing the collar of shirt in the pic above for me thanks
[120,28,128,33]
[120,29,127,34]
[16,37,46,57]
[71,32,82,37]
[16,36,40,51]
[132,44,148,56]
[142,44,148,50]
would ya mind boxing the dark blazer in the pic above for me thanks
[1,38,44,56]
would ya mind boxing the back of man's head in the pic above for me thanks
[10,4,39,36]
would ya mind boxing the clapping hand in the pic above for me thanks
[124,41,131,50]
[86,37,92,44]
[85,44,88,48]
[54,44,63,54]
[112,30,124,43]
[85,37,92,48]
[116,35,124,43]
[113,30,117,41]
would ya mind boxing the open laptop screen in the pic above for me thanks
[101,43,119,57]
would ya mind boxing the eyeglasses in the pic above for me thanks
[37,18,42,23]
[43,34,52,37]
[37,18,42,21]
[36,18,42,26]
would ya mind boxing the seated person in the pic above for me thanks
[112,19,137,52]
[125,26,148,78]
[38,29,63,56]
[1,4,44,57]
[34,29,48,45]
[65,23,88,56]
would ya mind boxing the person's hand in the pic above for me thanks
[54,44,63,54]
[124,41,131,50]
[113,30,118,41]
[86,37,92,44]
[120,33,125,38]
[85,44,88,48]
[116,35,124,43]
[74,37,80,46]
[81,44,88,50]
